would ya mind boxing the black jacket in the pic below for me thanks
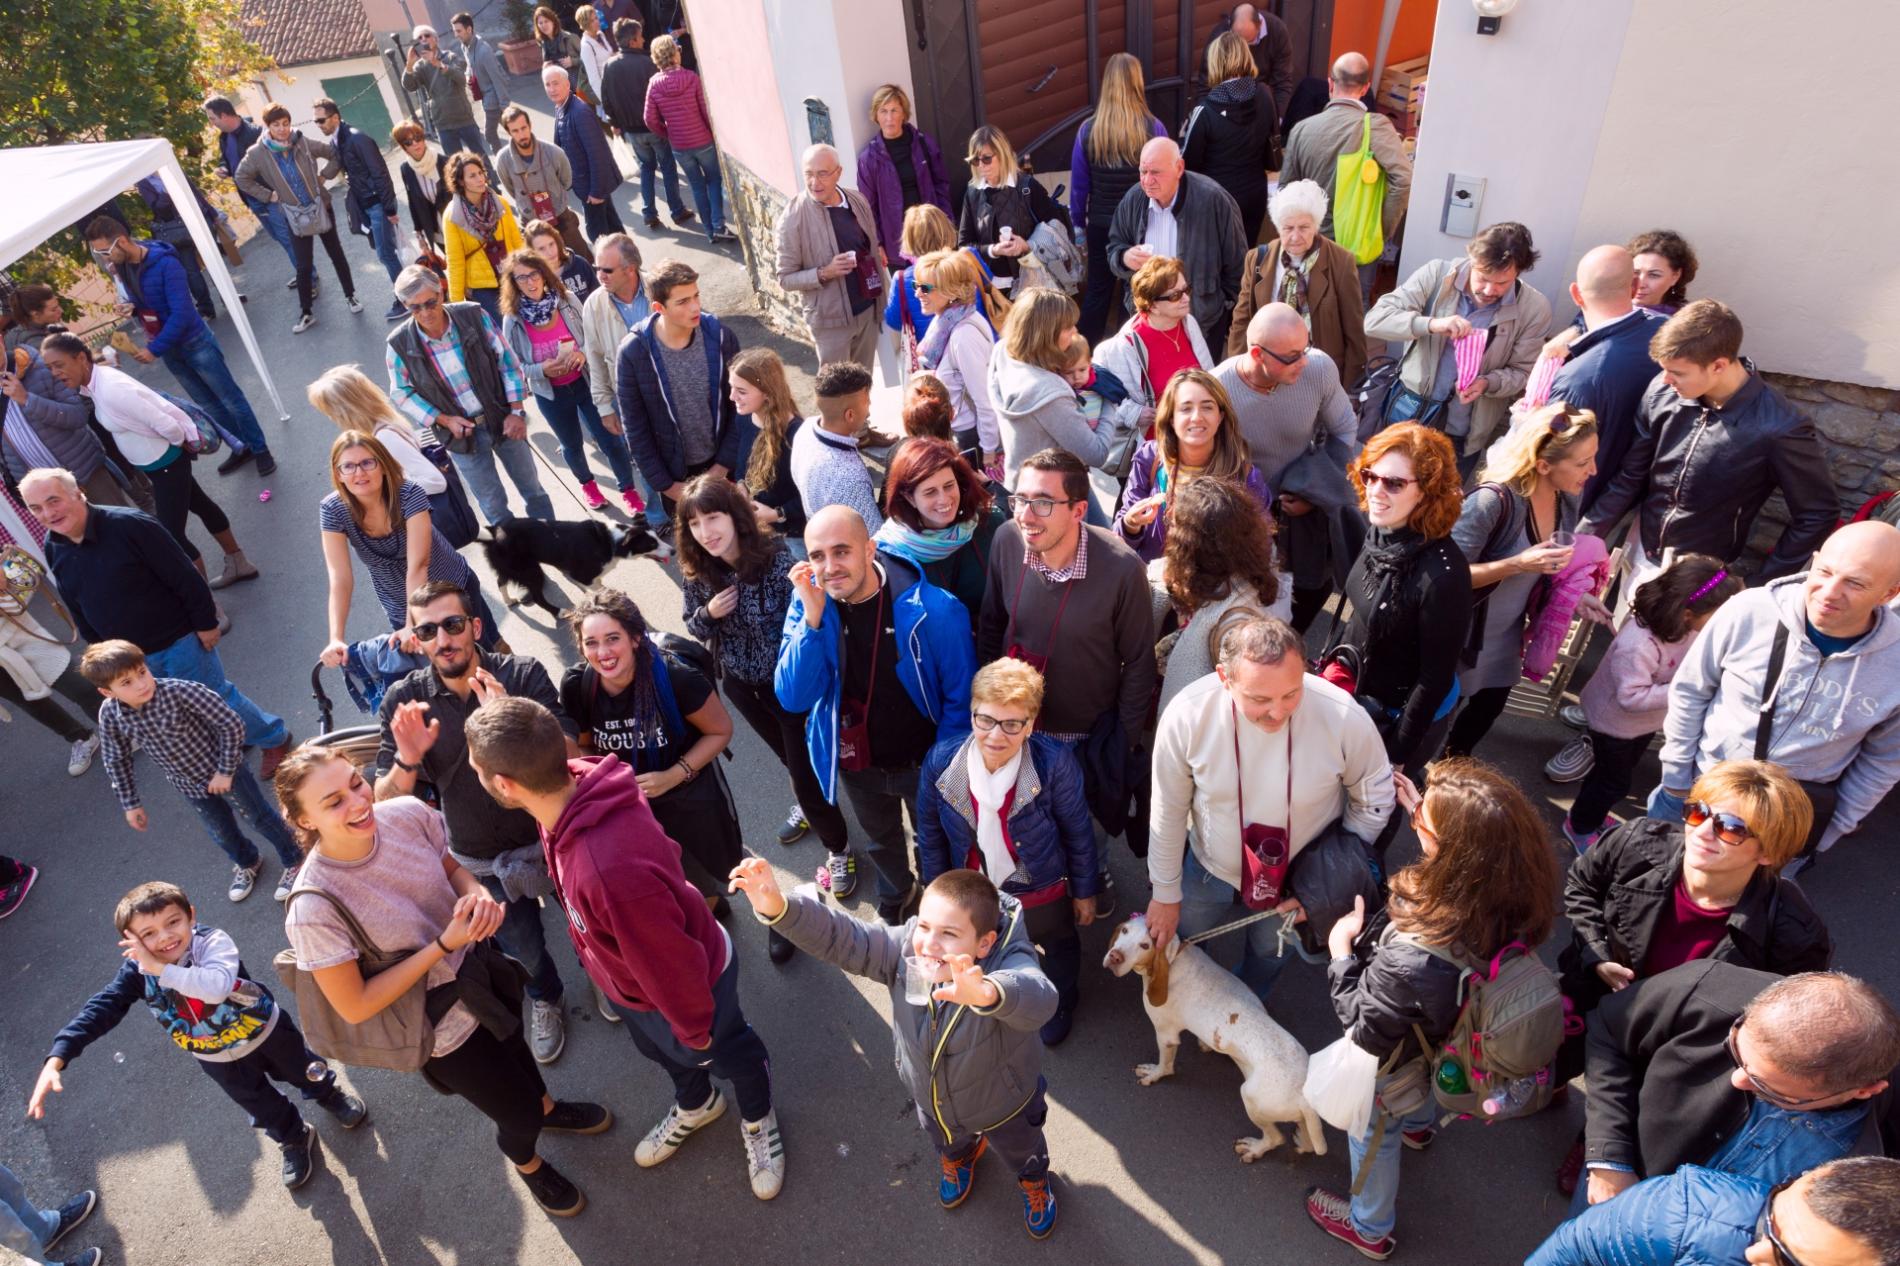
[598,47,661,136]
[1578,361,1837,581]
[1559,818,1832,1012]
[1584,959,1900,1176]
[45,505,217,652]
[1336,531,1473,766]
[1106,170,1248,339]
[333,121,397,218]
[1329,913,1467,1066]
[400,152,453,241]
[1181,78,1275,230]
[957,179,1068,285]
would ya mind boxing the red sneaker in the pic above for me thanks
[579,480,607,510]
[620,486,646,514]
[1556,1136,1586,1197]
[1306,1187,1395,1260]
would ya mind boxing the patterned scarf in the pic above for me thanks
[518,292,559,326]
[459,190,501,243]
[1278,248,1312,316]
[874,515,976,565]
[917,303,975,372]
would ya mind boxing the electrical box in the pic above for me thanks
[1442,173,1485,238]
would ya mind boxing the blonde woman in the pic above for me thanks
[856,83,954,261]
[574,5,616,100]
[1182,32,1275,243]
[1071,52,1167,339]
[884,204,959,365]
[729,348,812,542]
[989,288,1104,486]
[912,249,1000,466]
[308,364,445,493]
[956,125,1067,291]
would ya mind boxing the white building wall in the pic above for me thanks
[238,54,407,139]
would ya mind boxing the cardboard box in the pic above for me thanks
[1377,101,1422,138]
[1378,56,1428,112]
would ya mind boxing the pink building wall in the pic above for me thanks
[690,0,796,195]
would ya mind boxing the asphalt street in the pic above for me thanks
[5,93,1900,1266]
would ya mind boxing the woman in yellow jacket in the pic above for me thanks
[441,151,524,323]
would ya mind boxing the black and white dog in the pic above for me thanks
[480,516,672,617]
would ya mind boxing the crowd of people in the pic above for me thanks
[4,6,1900,1265]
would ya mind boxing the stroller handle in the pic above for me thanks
[311,662,336,734]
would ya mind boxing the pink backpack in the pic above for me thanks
[1521,533,1610,682]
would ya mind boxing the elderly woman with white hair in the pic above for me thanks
[1225,178,1367,385]
[774,142,888,369]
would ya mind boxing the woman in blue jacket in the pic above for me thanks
[915,659,1098,1047]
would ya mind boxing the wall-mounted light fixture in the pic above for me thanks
[1473,0,1519,35]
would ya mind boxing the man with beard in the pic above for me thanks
[373,581,580,1063]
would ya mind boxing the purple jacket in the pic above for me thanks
[643,68,714,151]
[1112,439,1272,562]
[856,125,954,260]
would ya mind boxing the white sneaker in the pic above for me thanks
[346,295,363,314]
[228,862,261,902]
[274,863,300,903]
[68,734,100,777]
[635,1088,726,1168]
[591,980,622,1023]
[292,313,317,334]
[742,1111,786,1200]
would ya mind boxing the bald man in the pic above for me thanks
[1204,4,1294,126]
[776,145,888,370]
[775,505,975,923]
[1107,138,1248,348]
[1547,245,1670,514]
[547,63,626,237]
[1656,520,1900,867]
[1279,53,1412,248]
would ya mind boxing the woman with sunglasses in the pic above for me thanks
[956,125,1068,292]
[1443,403,1598,759]
[1307,757,1558,1258]
[1114,369,1268,563]
[318,430,500,669]
[909,248,1003,474]
[1093,256,1214,441]
[914,658,1098,1046]
[1330,424,1474,836]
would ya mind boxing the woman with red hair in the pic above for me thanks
[873,437,1003,624]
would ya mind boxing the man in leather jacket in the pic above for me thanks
[1578,299,1836,584]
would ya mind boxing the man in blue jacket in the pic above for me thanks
[1551,245,1668,517]
[1527,1156,1900,1266]
[545,64,626,238]
[204,96,297,269]
[314,95,406,318]
[614,259,746,528]
[82,215,277,478]
[776,505,977,924]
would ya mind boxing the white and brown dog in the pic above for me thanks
[1103,913,1326,1162]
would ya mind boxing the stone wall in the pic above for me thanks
[1744,372,1899,559]
[720,151,808,344]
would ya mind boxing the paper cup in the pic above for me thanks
[841,250,858,268]
[1548,530,1577,548]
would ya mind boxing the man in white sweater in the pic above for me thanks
[1146,615,1393,1000]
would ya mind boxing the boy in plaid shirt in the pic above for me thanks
[81,640,304,903]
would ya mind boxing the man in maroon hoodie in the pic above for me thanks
[465,696,785,1201]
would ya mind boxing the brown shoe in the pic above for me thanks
[260,734,295,780]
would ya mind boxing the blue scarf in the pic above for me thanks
[917,302,974,372]
[875,516,976,565]
[519,292,559,326]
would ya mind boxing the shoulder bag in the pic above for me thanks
[275,886,437,1072]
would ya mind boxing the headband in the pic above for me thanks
[1687,569,1729,605]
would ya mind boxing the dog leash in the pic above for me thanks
[1184,907,1300,947]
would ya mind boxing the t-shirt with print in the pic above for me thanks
[560,655,721,803]
[282,795,478,1057]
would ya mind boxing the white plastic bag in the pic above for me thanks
[1303,1035,1381,1138]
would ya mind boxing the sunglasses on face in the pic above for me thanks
[1684,801,1752,846]
[405,297,443,313]
[336,457,379,477]
[970,154,996,166]
[971,712,1029,735]
[1355,469,1416,495]
[1726,1018,1838,1110]
[1157,287,1190,303]
[1253,342,1310,366]
[413,614,471,641]
[1758,1180,1810,1266]
[1008,494,1080,518]
[915,282,938,294]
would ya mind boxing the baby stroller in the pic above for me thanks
[308,633,429,781]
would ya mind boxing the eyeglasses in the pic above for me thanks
[336,457,380,477]
[1354,469,1416,495]
[915,282,938,294]
[1253,342,1310,367]
[971,712,1029,735]
[1726,1018,1839,1110]
[1758,1180,1810,1266]
[405,297,443,313]
[1008,494,1081,518]
[89,246,115,261]
[1684,801,1752,847]
[510,272,542,286]
[1157,287,1190,303]
[412,614,471,641]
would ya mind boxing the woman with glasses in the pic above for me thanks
[1114,368,1267,563]
[883,205,960,369]
[443,153,525,322]
[1306,757,1558,1259]
[1442,404,1598,759]
[393,120,452,249]
[875,437,1005,625]
[908,248,1003,474]
[1331,424,1474,821]
[318,430,500,668]
[1093,256,1214,441]
[914,658,1098,1046]
[499,248,637,513]
[956,125,1068,293]
[1224,179,1367,386]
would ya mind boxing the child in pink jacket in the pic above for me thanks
[1563,553,1744,851]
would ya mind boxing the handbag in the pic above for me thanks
[0,545,77,644]
[275,887,437,1072]
[153,390,224,457]
[1382,384,1447,431]
[282,197,325,237]
[1333,115,1386,266]
[1233,702,1293,910]
[414,231,448,276]
[421,440,481,548]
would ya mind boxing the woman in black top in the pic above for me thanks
[1071,52,1166,341]
[559,588,743,914]
[1334,423,1473,801]
[957,126,1068,293]
[675,476,848,963]
[393,120,452,247]
[524,218,598,304]
[729,348,810,544]
[1182,33,1277,245]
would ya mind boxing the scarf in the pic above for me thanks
[405,143,446,200]
[1357,526,1427,644]
[965,740,1023,886]
[458,190,501,243]
[518,292,559,326]
[1278,248,1312,316]
[262,135,289,153]
[875,515,976,565]
[917,302,974,371]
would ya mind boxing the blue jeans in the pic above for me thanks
[1176,847,1293,1001]
[437,123,489,170]
[1348,1097,1438,1240]
[0,1164,57,1264]
[626,132,688,219]
[145,631,289,749]
[363,202,404,283]
[448,426,555,524]
[623,949,772,1120]
[161,328,271,456]
[478,875,564,1003]
[183,763,302,870]
[535,376,636,491]
[244,195,297,266]
[467,286,502,324]
[675,143,725,234]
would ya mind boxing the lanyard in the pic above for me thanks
[1232,700,1292,837]
[1005,560,1077,664]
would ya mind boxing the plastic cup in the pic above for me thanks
[840,250,858,269]
[903,956,941,1006]
[1548,530,1576,549]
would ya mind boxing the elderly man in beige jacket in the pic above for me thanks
[774,144,889,370]
[578,232,661,513]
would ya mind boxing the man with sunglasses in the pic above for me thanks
[1581,962,1900,1215]
[1529,1154,1900,1266]
[373,580,581,1064]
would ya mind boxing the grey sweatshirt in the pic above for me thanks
[988,345,1107,485]
[1662,576,1900,851]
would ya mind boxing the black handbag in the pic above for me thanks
[422,442,481,548]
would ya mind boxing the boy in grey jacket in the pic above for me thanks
[729,861,1061,1239]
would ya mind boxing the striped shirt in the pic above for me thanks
[385,312,527,426]
[99,677,245,811]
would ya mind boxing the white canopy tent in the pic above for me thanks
[0,138,290,419]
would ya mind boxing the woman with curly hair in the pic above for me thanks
[874,437,1004,624]
[1114,368,1269,562]
[1155,476,1288,713]
[1627,229,1698,314]
[1332,423,1473,787]
[729,348,811,542]
[441,152,524,321]
[1306,757,1558,1257]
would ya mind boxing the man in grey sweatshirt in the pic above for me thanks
[1657,521,1900,863]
